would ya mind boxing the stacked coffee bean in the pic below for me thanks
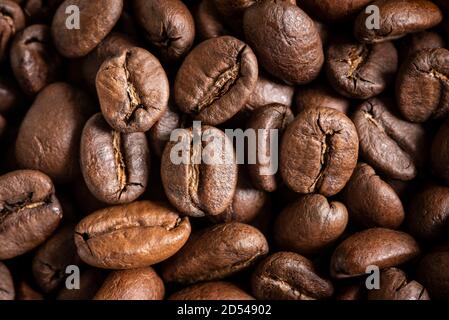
[0,0,449,301]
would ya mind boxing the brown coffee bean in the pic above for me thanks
[274,194,348,255]
[169,281,254,300]
[94,267,164,300]
[0,170,63,260]
[300,0,372,22]
[335,283,365,300]
[280,107,359,196]
[330,228,420,278]
[295,83,351,115]
[417,250,449,299]
[195,0,229,41]
[148,104,182,158]
[75,201,191,269]
[398,31,446,59]
[16,281,44,300]
[432,118,449,183]
[57,268,106,300]
[251,252,334,300]
[0,75,22,114]
[0,0,25,60]
[162,222,268,284]
[0,262,14,300]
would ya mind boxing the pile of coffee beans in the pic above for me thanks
[1,0,449,301]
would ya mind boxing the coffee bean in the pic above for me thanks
[330,228,420,278]
[295,83,351,115]
[57,268,105,300]
[0,0,25,61]
[398,31,446,59]
[0,262,14,300]
[432,117,449,183]
[335,283,365,300]
[162,222,268,284]
[195,0,229,41]
[0,75,21,114]
[243,0,323,85]
[0,170,63,260]
[94,267,165,300]
[281,107,359,196]
[251,252,334,300]
[417,250,449,299]
[148,104,182,158]
[75,200,191,269]
[169,281,254,300]
[15,281,44,300]
[301,0,372,22]
[20,0,63,24]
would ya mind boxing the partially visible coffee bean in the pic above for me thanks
[295,83,351,115]
[300,0,372,22]
[20,0,63,24]
[0,262,14,300]
[148,104,182,158]
[335,283,365,300]
[162,222,268,284]
[169,281,254,300]
[432,117,449,183]
[57,268,106,300]
[398,31,446,59]
[251,252,334,300]
[0,0,25,60]
[417,250,449,299]
[0,170,63,260]
[16,281,44,300]
[195,0,229,41]
[75,201,191,269]
[0,75,21,114]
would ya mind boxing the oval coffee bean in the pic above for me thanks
[0,170,63,260]
[80,113,149,205]
[251,252,334,300]
[133,0,195,61]
[326,39,398,99]
[169,281,254,300]
[10,24,61,96]
[15,82,95,183]
[51,0,123,58]
[195,0,230,41]
[75,201,191,269]
[247,104,294,192]
[342,163,404,229]
[274,194,348,254]
[161,125,237,217]
[94,267,164,300]
[396,48,449,122]
[0,0,25,60]
[301,0,372,22]
[352,98,427,181]
[96,47,169,133]
[432,118,449,183]
[0,75,21,114]
[417,250,449,300]
[354,0,442,43]
[243,0,323,85]
[175,36,258,125]
[330,228,420,278]
[368,267,430,300]
[0,262,14,300]
[295,83,350,115]
[399,31,446,59]
[162,222,268,284]
[280,107,359,196]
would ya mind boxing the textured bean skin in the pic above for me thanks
[295,83,350,115]
[169,281,254,300]
[417,250,449,299]
[0,0,25,61]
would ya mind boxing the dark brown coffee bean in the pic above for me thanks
[162,222,268,284]
[32,225,80,293]
[0,0,25,60]
[10,24,62,97]
[57,268,106,300]
[175,36,258,125]
[335,283,365,300]
[51,0,123,58]
[352,98,427,181]
[354,0,442,43]
[330,228,420,278]
[251,252,334,300]
[368,267,430,300]
[247,104,294,192]
[398,31,446,59]
[243,0,323,85]
[16,281,44,300]
[195,0,229,41]
[0,75,21,114]
[0,170,63,260]
[133,0,194,61]
[274,194,348,255]
[161,125,237,217]
[432,118,449,183]
[148,104,182,158]
[417,250,449,299]
[396,48,449,122]
[96,47,169,133]
[326,38,398,99]
[20,0,63,24]
[295,83,351,115]
[0,262,14,300]
[342,163,404,229]
[80,113,149,205]
[169,281,254,300]
[94,267,164,300]
[75,201,191,269]
[300,0,372,22]
[281,107,359,196]
[15,82,95,183]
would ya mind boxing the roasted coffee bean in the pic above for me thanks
[0,170,62,260]
[326,38,398,99]
[169,281,254,300]
[94,267,164,300]
[75,201,191,269]
[301,0,372,22]
[330,228,420,278]
[352,98,427,181]
[396,48,449,123]
[280,107,359,196]
[15,281,44,300]
[432,117,449,183]
[20,0,63,24]
[417,250,449,299]
[243,0,323,85]
[0,0,25,60]
[251,252,334,300]
[51,0,123,58]
[274,194,348,255]
[247,104,294,192]
[148,104,182,158]
[133,0,194,62]
[295,83,351,115]
[15,82,94,183]
[398,31,446,59]
[161,125,237,217]
[96,47,169,133]
[367,267,430,300]
[335,283,365,300]
[32,225,80,293]
[57,268,105,300]
[80,113,149,205]
[342,163,404,229]
[175,36,258,125]
[0,75,21,114]
[354,0,442,43]
[195,0,229,41]
[10,24,61,96]
[0,262,14,300]
[162,222,268,284]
